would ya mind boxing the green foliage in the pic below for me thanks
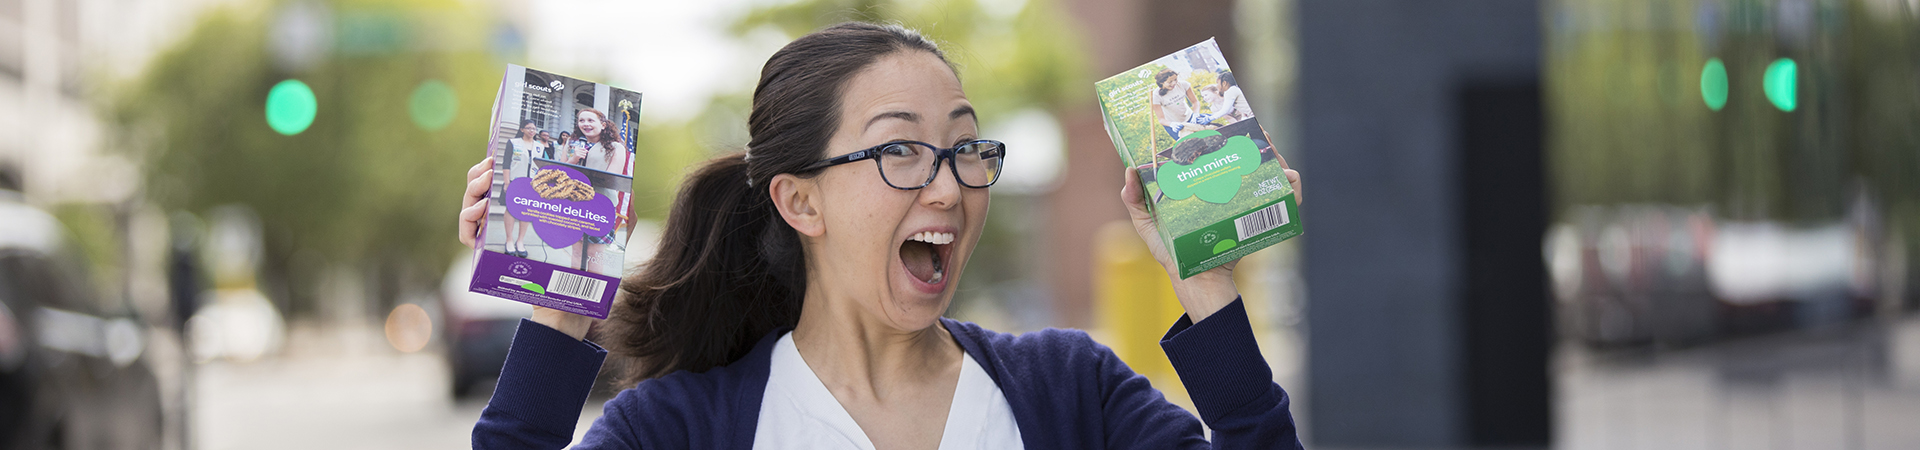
[627,119,710,221]
[47,204,121,303]
[730,0,1090,118]
[107,0,505,312]
[1547,0,1920,227]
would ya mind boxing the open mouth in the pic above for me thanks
[899,230,955,287]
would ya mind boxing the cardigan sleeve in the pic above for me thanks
[472,318,624,449]
[1157,298,1304,449]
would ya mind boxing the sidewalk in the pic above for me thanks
[192,321,606,450]
[1556,314,1920,450]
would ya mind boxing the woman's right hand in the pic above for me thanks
[460,156,597,341]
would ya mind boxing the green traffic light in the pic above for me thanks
[1700,58,1728,111]
[265,79,317,135]
[1763,58,1797,112]
[409,80,458,131]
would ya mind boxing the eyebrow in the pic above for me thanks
[862,105,978,132]
[865,111,919,131]
[950,105,976,122]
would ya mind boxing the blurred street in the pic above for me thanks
[1557,315,1920,450]
[190,322,602,450]
[178,308,1920,450]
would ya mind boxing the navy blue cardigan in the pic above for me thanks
[473,299,1302,449]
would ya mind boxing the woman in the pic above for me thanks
[458,22,1303,449]
[504,120,547,258]
[573,108,628,175]
[566,107,633,273]
[1149,69,1210,140]
[1211,71,1253,123]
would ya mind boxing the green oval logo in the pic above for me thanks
[1155,130,1261,204]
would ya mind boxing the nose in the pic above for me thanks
[918,156,962,209]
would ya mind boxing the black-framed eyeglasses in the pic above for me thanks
[795,139,1005,190]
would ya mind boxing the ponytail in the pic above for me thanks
[603,153,804,385]
[601,22,950,386]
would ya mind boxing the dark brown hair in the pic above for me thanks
[1154,69,1178,94]
[601,22,949,386]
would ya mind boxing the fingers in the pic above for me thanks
[465,162,494,209]
[1271,152,1302,205]
[458,199,486,247]
[468,156,493,182]
[1119,168,1152,220]
[1290,168,1305,204]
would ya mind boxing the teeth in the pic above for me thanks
[908,231,954,245]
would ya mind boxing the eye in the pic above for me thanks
[953,141,981,155]
[879,142,920,157]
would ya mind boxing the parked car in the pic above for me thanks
[438,251,530,399]
[438,221,659,399]
[0,191,168,449]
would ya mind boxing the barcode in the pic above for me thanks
[1234,202,1290,241]
[547,271,608,302]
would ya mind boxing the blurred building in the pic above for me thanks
[0,0,246,203]
[1298,0,1550,447]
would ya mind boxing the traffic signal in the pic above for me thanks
[265,79,317,135]
[1763,58,1797,112]
[1700,58,1728,111]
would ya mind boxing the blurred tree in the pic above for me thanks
[1548,0,1919,226]
[732,0,1090,116]
[105,0,505,316]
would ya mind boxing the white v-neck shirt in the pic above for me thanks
[751,333,1023,450]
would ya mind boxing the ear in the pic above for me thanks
[768,173,825,237]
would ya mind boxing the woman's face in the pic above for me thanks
[576,111,603,139]
[538,131,551,142]
[521,123,538,139]
[804,51,986,332]
[1159,76,1177,90]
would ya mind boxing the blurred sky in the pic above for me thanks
[523,0,774,122]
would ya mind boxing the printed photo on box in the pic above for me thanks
[470,64,640,318]
[1096,39,1302,278]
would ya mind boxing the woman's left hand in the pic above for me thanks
[1119,153,1300,322]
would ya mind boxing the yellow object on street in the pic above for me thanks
[1092,220,1191,410]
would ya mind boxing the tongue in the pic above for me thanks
[901,240,938,282]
